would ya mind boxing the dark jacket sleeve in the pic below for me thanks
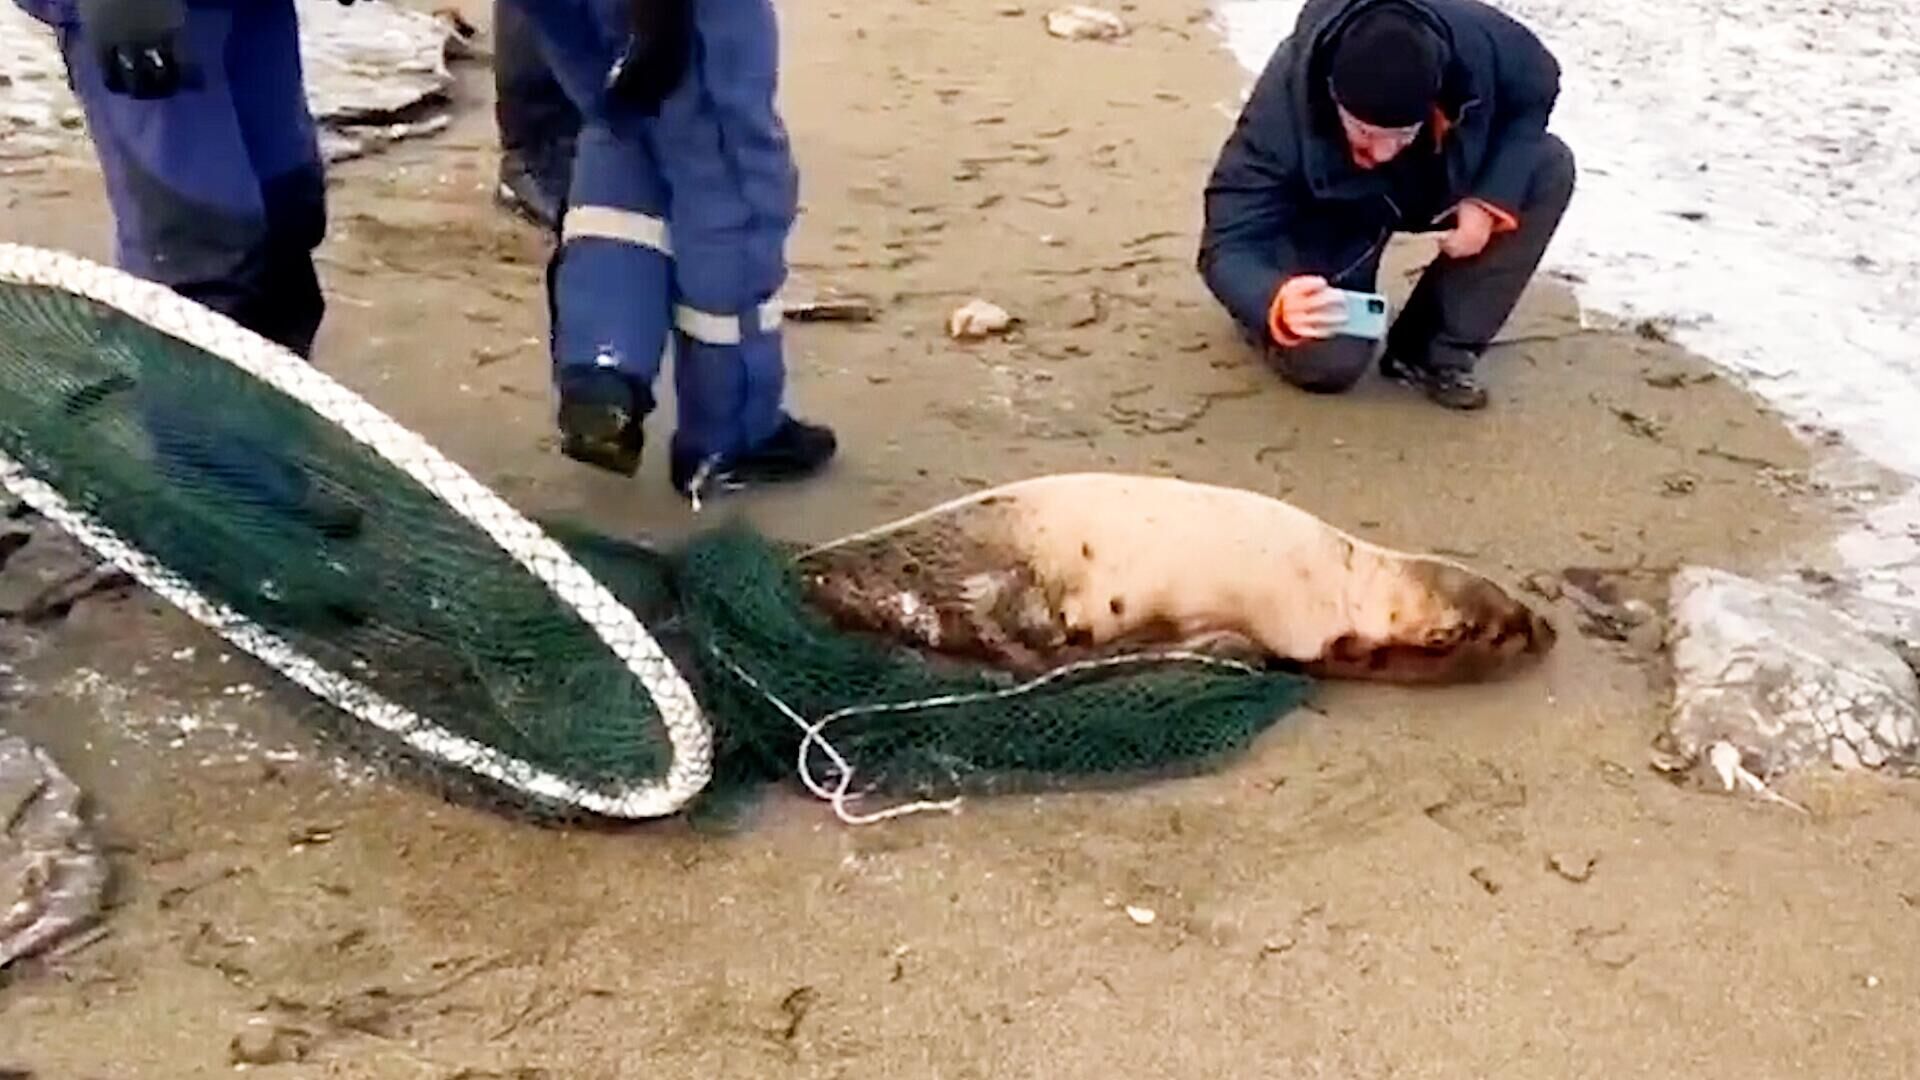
[1465,6,1561,214]
[12,0,76,26]
[1198,123,1306,341]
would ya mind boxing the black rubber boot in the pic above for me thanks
[556,368,649,476]
[669,415,838,503]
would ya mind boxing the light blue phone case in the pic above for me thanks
[1331,289,1389,340]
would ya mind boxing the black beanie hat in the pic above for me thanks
[1329,6,1445,128]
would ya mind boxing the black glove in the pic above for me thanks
[77,0,189,99]
[604,0,691,114]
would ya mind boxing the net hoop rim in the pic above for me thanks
[0,242,711,818]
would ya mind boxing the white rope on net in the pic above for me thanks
[0,242,712,819]
[705,648,963,825]
[711,645,1263,825]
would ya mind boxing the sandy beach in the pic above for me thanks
[3,0,1918,1076]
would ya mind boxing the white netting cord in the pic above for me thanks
[0,242,711,816]
[0,450,673,817]
[710,646,1262,826]
[704,648,962,825]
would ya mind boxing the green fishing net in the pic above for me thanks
[0,243,1311,823]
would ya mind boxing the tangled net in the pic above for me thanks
[0,243,1311,824]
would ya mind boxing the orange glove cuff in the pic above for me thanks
[1466,197,1519,234]
[1267,281,1305,347]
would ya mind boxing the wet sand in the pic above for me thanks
[4,0,1918,1076]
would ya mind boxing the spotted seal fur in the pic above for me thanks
[794,472,1556,683]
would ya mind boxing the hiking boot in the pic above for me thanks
[1380,352,1490,411]
[670,416,838,504]
[495,151,568,232]
[557,368,648,476]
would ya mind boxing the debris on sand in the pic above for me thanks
[229,1021,315,1067]
[1468,866,1501,895]
[1547,853,1597,883]
[777,986,818,1042]
[1633,317,1676,343]
[1642,369,1716,390]
[1521,568,1659,647]
[948,299,1015,340]
[1021,187,1072,209]
[2,563,133,625]
[1612,407,1663,442]
[300,0,464,162]
[1,729,108,970]
[1660,472,1698,497]
[1064,290,1106,328]
[1044,5,1128,40]
[1657,567,1920,802]
[430,6,481,60]
[781,290,878,324]
[0,506,133,625]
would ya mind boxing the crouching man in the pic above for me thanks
[1198,0,1575,410]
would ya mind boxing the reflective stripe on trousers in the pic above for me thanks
[559,205,784,349]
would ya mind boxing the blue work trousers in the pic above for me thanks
[504,0,797,464]
[56,0,328,357]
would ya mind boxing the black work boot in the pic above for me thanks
[556,368,649,476]
[495,149,569,232]
[669,416,838,504]
[1380,351,1490,411]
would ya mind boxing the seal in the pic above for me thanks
[794,472,1556,683]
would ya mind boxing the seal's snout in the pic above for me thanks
[1408,560,1559,681]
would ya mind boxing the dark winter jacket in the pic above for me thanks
[11,0,75,27]
[1197,0,1562,339]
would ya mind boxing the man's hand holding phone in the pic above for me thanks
[1273,276,1347,341]
[1270,276,1388,344]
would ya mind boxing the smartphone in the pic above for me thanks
[1330,288,1389,340]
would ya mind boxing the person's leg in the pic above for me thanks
[1254,237,1386,395]
[491,0,685,476]
[59,6,356,537]
[206,0,355,532]
[56,8,289,348]
[1385,134,1578,408]
[226,0,327,357]
[493,0,581,229]
[649,0,834,502]
[547,121,675,475]
[1261,335,1380,394]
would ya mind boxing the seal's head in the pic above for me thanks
[1307,559,1558,684]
